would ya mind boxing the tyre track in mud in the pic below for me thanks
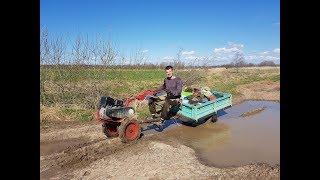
[40,123,115,179]
[40,122,158,179]
[69,129,279,179]
[41,139,123,179]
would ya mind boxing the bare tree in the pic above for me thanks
[173,47,184,69]
[159,61,167,69]
[40,27,51,105]
[232,51,246,72]
[82,35,92,65]
[92,37,118,67]
[40,27,51,65]
[91,35,99,66]
[72,35,84,65]
[205,55,216,68]
[131,48,146,67]
[103,41,118,66]
[119,53,127,68]
[51,35,66,65]
[258,60,276,67]
[71,34,93,66]
[142,53,149,66]
[201,56,211,69]
[232,51,246,66]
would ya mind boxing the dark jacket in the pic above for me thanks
[157,76,183,98]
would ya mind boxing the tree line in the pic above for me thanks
[40,27,279,69]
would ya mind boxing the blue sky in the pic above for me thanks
[41,0,280,65]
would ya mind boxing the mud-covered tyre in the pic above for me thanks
[181,121,198,127]
[210,114,218,123]
[102,123,119,138]
[118,119,141,143]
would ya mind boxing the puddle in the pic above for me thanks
[161,100,280,168]
[240,107,266,117]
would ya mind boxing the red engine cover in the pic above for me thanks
[123,89,156,106]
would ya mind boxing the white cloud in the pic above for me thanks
[162,56,174,60]
[182,50,195,55]
[246,55,256,60]
[273,48,280,53]
[181,50,204,62]
[210,42,280,65]
[245,50,280,64]
[142,49,149,53]
[160,43,279,65]
[265,56,279,61]
[227,42,244,48]
[185,55,198,60]
[213,47,239,53]
[211,42,245,64]
[213,42,244,54]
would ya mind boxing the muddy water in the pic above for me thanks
[162,100,280,168]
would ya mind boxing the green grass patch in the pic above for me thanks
[270,74,280,82]
[41,67,165,83]
[136,106,150,119]
[212,81,240,96]
[61,108,93,122]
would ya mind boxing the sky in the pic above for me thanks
[41,0,280,65]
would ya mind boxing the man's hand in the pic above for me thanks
[166,90,174,98]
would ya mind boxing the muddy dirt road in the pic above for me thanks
[40,100,280,179]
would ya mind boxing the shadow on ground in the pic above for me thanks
[141,109,228,134]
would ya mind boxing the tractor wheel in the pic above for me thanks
[102,123,119,138]
[118,119,141,143]
[210,114,218,123]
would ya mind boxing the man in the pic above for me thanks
[149,65,183,120]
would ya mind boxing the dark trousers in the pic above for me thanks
[149,98,180,119]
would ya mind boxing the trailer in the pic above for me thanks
[178,91,232,125]
[95,89,232,143]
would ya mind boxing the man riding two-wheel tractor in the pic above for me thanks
[95,65,232,143]
[95,65,184,143]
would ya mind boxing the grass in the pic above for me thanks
[270,74,280,82]
[136,106,150,119]
[41,67,165,83]
[40,66,280,122]
[61,108,93,122]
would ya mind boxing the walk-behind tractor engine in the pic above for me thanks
[95,90,155,142]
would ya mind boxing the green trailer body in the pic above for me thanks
[177,91,232,122]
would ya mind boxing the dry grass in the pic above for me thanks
[40,66,280,123]
[40,104,93,124]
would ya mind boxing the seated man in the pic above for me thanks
[149,65,183,120]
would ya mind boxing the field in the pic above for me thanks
[40,66,280,125]
[40,66,280,179]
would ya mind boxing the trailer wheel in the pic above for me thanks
[118,119,141,143]
[102,123,119,138]
[210,114,218,123]
[181,121,198,127]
